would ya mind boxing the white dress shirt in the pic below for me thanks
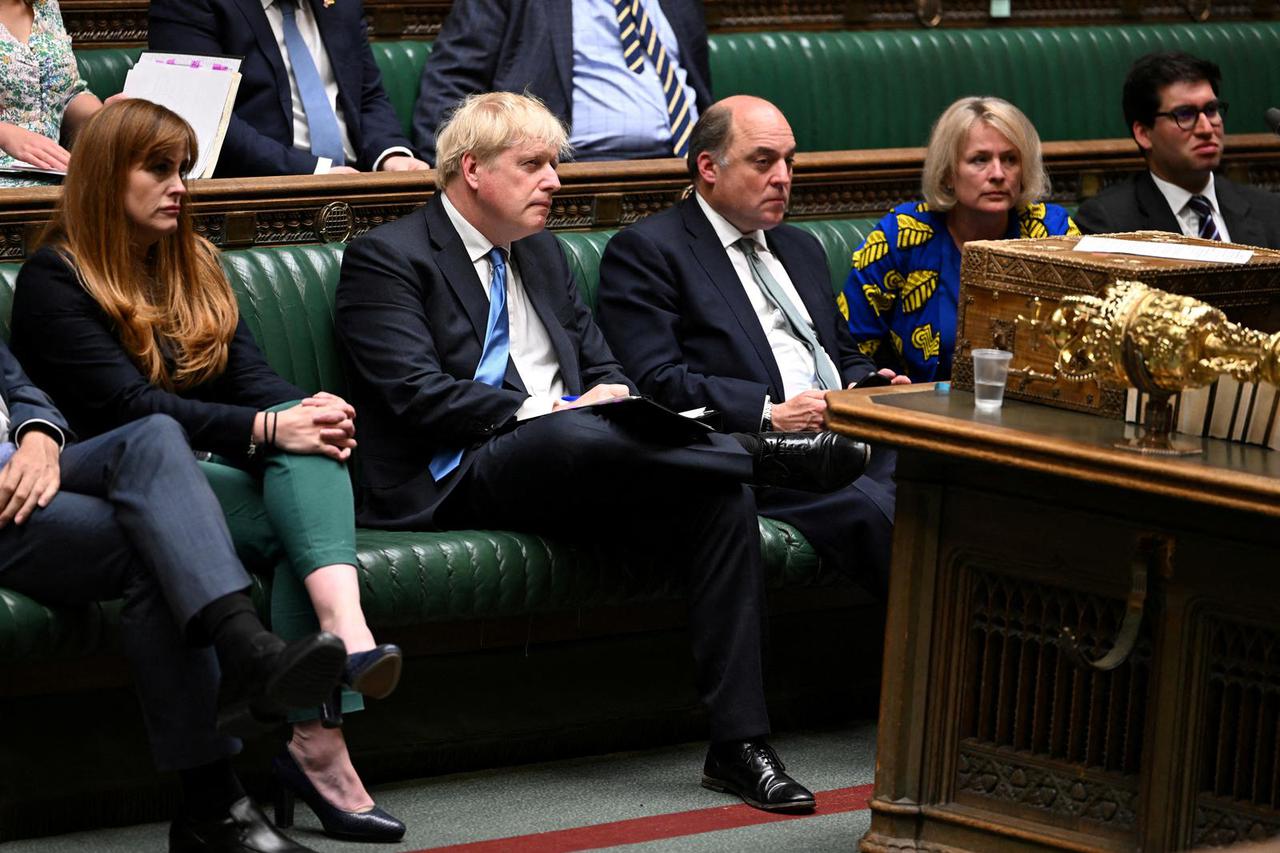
[440,194,567,420]
[694,193,839,426]
[1149,170,1232,243]
[260,0,411,172]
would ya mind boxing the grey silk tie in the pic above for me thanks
[737,238,840,391]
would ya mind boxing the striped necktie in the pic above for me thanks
[611,0,694,157]
[1187,195,1221,241]
[429,248,509,480]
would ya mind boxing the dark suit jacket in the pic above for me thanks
[334,194,634,529]
[149,0,414,177]
[597,197,876,434]
[1075,171,1280,249]
[411,0,712,162]
[0,339,71,445]
[11,247,302,459]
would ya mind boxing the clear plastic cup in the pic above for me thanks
[971,349,1013,411]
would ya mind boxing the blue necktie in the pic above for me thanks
[612,0,694,157]
[278,0,346,165]
[1187,195,1221,241]
[429,248,509,480]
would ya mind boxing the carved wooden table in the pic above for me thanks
[826,384,1280,852]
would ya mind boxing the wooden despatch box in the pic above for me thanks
[952,231,1280,417]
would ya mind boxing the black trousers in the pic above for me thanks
[755,447,896,595]
[440,409,770,742]
[0,415,251,770]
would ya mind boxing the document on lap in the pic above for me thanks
[519,396,720,443]
[123,52,243,179]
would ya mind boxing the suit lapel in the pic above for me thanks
[681,200,786,397]
[425,197,489,345]
[1135,171,1185,234]
[1215,177,1261,246]
[548,0,574,119]
[233,0,292,129]
[511,239,580,394]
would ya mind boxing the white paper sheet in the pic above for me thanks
[1073,234,1253,265]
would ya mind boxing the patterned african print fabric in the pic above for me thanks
[0,0,87,187]
[840,200,1078,382]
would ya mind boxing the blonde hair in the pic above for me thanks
[41,100,238,391]
[433,91,571,188]
[921,96,1049,212]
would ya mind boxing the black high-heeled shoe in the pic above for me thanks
[272,749,405,842]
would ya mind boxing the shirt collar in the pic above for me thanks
[1149,170,1219,218]
[440,192,504,266]
[694,191,768,254]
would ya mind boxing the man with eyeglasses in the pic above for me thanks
[1076,51,1280,248]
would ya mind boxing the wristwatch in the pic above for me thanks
[761,399,773,432]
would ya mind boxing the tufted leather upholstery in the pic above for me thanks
[707,23,1280,151]
[369,40,434,138]
[74,22,1280,154]
[0,215,886,662]
[75,48,140,101]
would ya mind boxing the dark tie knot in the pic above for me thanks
[1188,195,1214,216]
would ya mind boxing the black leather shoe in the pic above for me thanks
[702,741,817,812]
[218,632,347,739]
[272,749,406,842]
[749,431,870,493]
[170,796,318,852]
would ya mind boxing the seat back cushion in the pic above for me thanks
[220,244,350,395]
[370,40,434,139]
[709,23,1280,151]
[75,47,143,101]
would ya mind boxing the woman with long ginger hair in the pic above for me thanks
[11,100,405,845]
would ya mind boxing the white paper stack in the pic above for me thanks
[123,52,242,179]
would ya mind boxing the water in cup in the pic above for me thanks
[974,380,1006,411]
[970,348,1013,412]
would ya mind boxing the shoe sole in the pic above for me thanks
[701,775,817,813]
[268,637,348,709]
[217,637,346,739]
[348,653,402,699]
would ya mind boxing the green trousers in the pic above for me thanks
[199,435,364,720]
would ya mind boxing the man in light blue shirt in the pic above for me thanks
[412,0,712,162]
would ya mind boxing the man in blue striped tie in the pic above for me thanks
[412,0,712,163]
[337,92,876,813]
[1076,51,1280,248]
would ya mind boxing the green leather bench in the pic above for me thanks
[0,217,878,665]
[77,22,1280,151]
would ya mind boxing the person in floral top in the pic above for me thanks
[842,97,1079,382]
[0,0,110,185]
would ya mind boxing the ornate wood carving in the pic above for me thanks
[59,1,1280,46]
[956,746,1140,829]
[2,134,1278,260]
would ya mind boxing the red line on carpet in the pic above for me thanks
[408,784,874,853]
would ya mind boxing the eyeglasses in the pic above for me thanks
[1153,100,1229,131]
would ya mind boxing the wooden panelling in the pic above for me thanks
[60,0,1279,47]
[3,134,1278,260]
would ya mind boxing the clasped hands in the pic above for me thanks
[265,391,358,461]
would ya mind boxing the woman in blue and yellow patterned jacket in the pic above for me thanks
[842,97,1078,382]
